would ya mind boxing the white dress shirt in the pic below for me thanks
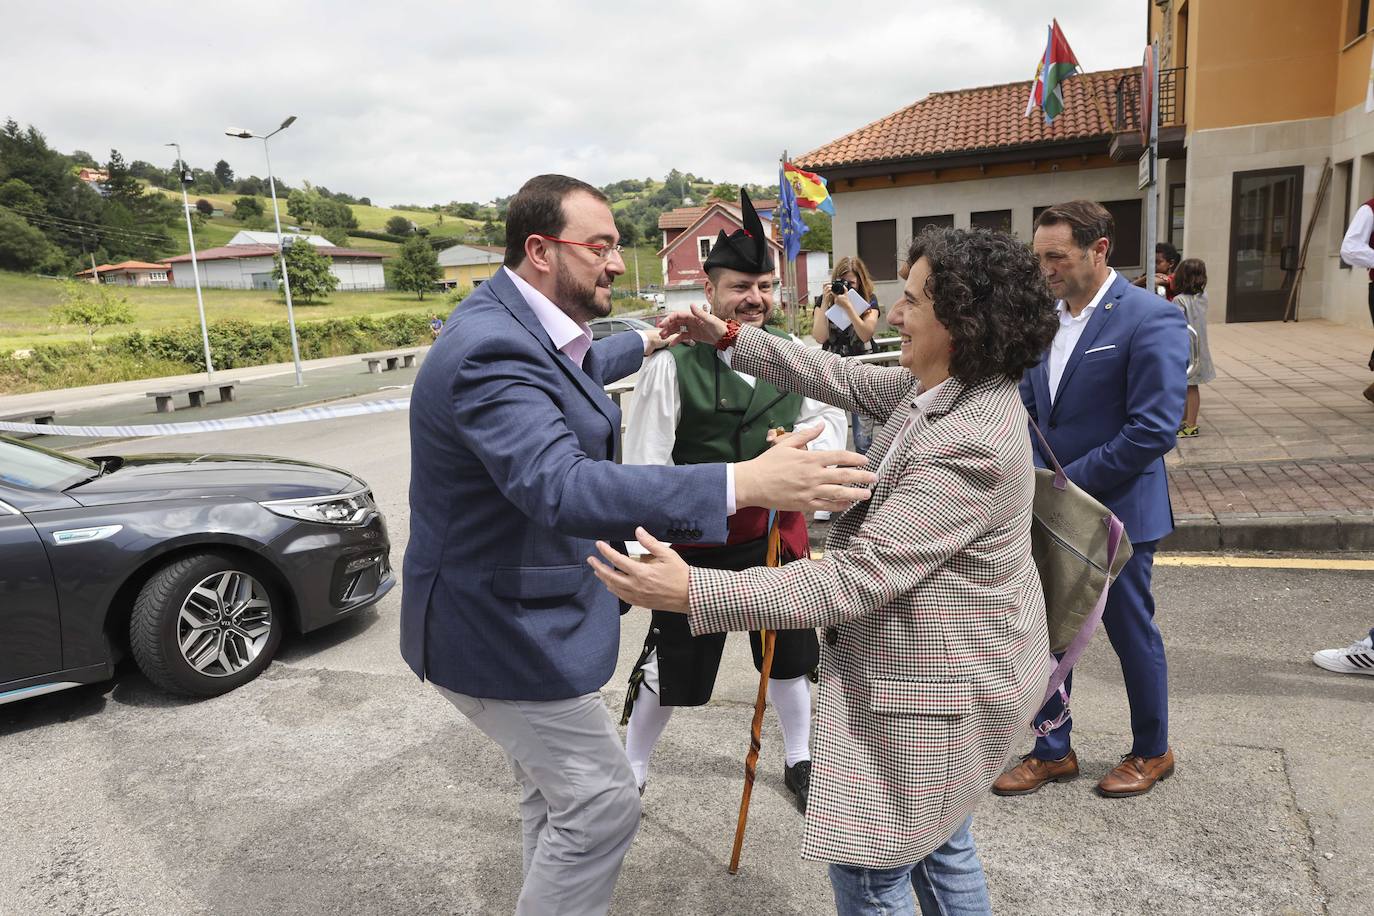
[504,266,593,368]
[1048,269,1117,404]
[1341,204,1374,271]
[875,378,950,476]
[622,343,847,467]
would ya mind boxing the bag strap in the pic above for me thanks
[1031,512,1126,737]
[1027,418,1127,737]
[1028,421,1068,492]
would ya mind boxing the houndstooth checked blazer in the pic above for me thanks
[688,326,1051,868]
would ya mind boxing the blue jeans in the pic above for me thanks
[851,411,874,454]
[828,816,990,915]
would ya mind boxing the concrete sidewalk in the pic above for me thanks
[1163,320,1374,551]
[6,321,1374,552]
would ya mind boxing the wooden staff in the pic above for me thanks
[728,504,783,875]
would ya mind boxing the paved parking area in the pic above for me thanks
[2,408,1370,915]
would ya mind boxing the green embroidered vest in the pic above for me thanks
[670,327,803,465]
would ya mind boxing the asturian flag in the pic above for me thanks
[1025,19,1082,123]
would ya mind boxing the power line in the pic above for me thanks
[8,205,175,241]
[8,205,176,244]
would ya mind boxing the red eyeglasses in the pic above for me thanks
[531,234,624,262]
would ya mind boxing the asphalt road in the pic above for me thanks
[2,397,1370,915]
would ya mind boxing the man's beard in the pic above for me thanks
[555,258,611,321]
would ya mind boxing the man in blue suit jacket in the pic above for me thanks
[402,174,874,915]
[994,200,1188,800]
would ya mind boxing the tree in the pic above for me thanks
[286,189,315,226]
[232,196,264,220]
[615,214,641,247]
[0,207,65,272]
[710,182,739,202]
[235,175,265,196]
[385,214,414,236]
[359,197,372,206]
[214,160,234,186]
[390,235,441,300]
[52,278,136,344]
[272,240,338,303]
[800,211,833,254]
[195,198,214,216]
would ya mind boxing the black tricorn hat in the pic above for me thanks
[703,188,774,275]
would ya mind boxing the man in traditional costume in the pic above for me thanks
[620,190,845,812]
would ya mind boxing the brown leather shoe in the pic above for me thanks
[1096,748,1175,797]
[991,750,1079,796]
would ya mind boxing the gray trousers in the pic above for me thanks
[436,685,641,916]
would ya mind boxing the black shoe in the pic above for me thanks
[784,760,811,814]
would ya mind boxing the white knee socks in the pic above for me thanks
[624,669,814,787]
[768,675,813,767]
[624,680,673,789]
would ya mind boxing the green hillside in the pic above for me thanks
[0,269,441,351]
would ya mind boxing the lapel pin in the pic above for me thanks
[1105,303,1113,310]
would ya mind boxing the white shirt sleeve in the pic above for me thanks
[796,397,847,452]
[621,350,680,466]
[1341,204,1374,270]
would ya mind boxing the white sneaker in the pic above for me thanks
[1312,634,1374,675]
[814,510,831,521]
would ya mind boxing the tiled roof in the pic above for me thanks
[658,205,715,230]
[76,260,168,275]
[796,67,1136,171]
[161,243,386,264]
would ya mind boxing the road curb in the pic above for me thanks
[1163,515,1374,553]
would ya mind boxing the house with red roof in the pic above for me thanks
[796,67,1148,301]
[160,231,386,291]
[75,261,171,286]
[656,198,830,311]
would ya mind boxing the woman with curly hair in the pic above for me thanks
[589,226,1060,915]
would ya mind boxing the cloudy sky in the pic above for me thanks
[5,1,1145,206]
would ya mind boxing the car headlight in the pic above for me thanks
[260,489,376,526]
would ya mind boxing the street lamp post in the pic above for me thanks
[166,142,214,381]
[226,116,303,387]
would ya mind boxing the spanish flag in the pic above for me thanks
[783,163,835,216]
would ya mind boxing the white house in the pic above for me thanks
[162,234,386,291]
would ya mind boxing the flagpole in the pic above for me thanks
[780,149,798,336]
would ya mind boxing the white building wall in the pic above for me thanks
[831,165,1144,306]
[1182,115,1336,324]
[330,258,386,291]
[170,255,277,289]
[170,255,384,291]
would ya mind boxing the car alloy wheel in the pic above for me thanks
[130,552,285,697]
[177,570,273,677]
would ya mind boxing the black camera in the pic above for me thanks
[830,278,853,295]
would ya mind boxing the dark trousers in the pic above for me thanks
[1367,283,1374,369]
[1032,540,1169,760]
[627,538,818,709]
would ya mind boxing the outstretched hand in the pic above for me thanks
[658,304,729,346]
[736,424,876,513]
[588,527,691,613]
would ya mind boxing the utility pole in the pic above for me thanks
[167,142,214,381]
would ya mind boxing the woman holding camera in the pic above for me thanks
[812,257,880,456]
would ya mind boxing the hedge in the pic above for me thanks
[0,312,434,394]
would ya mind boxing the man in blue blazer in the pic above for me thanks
[401,174,874,915]
[995,200,1188,799]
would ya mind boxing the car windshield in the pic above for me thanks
[0,435,99,491]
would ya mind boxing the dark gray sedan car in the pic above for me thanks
[0,435,393,703]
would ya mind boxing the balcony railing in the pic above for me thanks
[1113,67,1186,133]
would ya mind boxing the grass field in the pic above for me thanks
[0,270,443,350]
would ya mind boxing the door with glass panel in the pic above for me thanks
[1227,167,1303,322]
